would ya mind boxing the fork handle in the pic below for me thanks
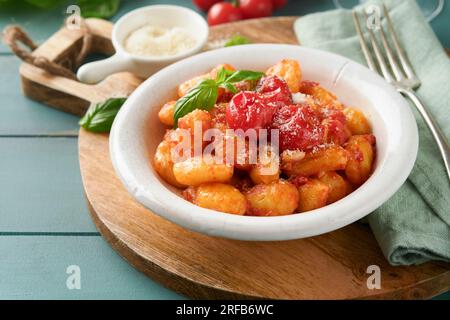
[398,88,450,181]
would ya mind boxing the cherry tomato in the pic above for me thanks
[207,2,243,26]
[272,0,288,10]
[320,107,346,124]
[226,91,277,132]
[239,0,273,19]
[272,104,325,151]
[322,118,351,145]
[192,0,222,12]
[257,75,292,108]
[320,108,350,145]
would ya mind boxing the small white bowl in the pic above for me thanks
[77,5,208,83]
[110,44,418,241]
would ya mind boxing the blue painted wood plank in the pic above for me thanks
[0,56,80,135]
[434,291,450,300]
[0,235,184,299]
[0,137,97,232]
[0,234,447,300]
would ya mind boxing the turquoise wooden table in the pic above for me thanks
[1,0,449,300]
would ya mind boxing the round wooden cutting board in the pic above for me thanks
[79,17,450,299]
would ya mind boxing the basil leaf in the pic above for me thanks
[224,35,251,47]
[77,0,120,18]
[173,79,218,127]
[225,70,265,83]
[172,68,264,128]
[79,97,126,133]
[219,82,237,94]
[215,67,228,83]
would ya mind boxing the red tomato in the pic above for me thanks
[257,75,292,108]
[272,0,288,10]
[226,91,277,132]
[272,104,325,151]
[320,108,350,145]
[322,118,351,145]
[320,107,346,124]
[207,2,243,26]
[298,80,320,94]
[239,0,273,19]
[192,0,222,12]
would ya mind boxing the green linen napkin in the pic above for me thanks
[294,0,450,265]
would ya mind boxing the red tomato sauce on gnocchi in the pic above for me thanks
[153,59,376,216]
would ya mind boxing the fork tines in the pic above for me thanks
[352,5,420,88]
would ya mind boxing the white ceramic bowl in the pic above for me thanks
[110,44,418,241]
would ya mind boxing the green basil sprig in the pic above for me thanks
[77,0,120,18]
[173,68,264,127]
[79,97,126,133]
[224,35,251,47]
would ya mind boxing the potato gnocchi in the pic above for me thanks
[153,59,376,216]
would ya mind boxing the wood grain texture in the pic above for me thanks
[78,17,450,299]
[208,16,298,45]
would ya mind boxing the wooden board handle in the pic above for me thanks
[19,18,143,116]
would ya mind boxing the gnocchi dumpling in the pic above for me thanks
[344,108,372,135]
[214,133,255,171]
[249,146,280,184]
[173,155,234,186]
[282,145,348,177]
[297,179,329,212]
[158,100,176,126]
[246,180,299,216]
[317,171,351,204]
[266,59,302,93]
[177,109,212,132]
[344,135,376,186]
[299,81,343,110]
[153,140,185,188]
[249,161,280,184]
[184,183,246,215]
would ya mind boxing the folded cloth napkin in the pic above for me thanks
[294,0,450,265]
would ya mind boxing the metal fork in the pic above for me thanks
[352,5,450,181]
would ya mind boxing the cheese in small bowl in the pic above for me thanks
[124,25,197,58]
[77,5,209,83]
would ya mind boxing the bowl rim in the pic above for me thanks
[110,44,418,241]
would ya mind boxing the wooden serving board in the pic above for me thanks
[77,17,450,299]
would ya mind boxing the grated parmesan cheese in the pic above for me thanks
[292,92,309,104]
[124,25,197,57]
[281,150,306,162]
